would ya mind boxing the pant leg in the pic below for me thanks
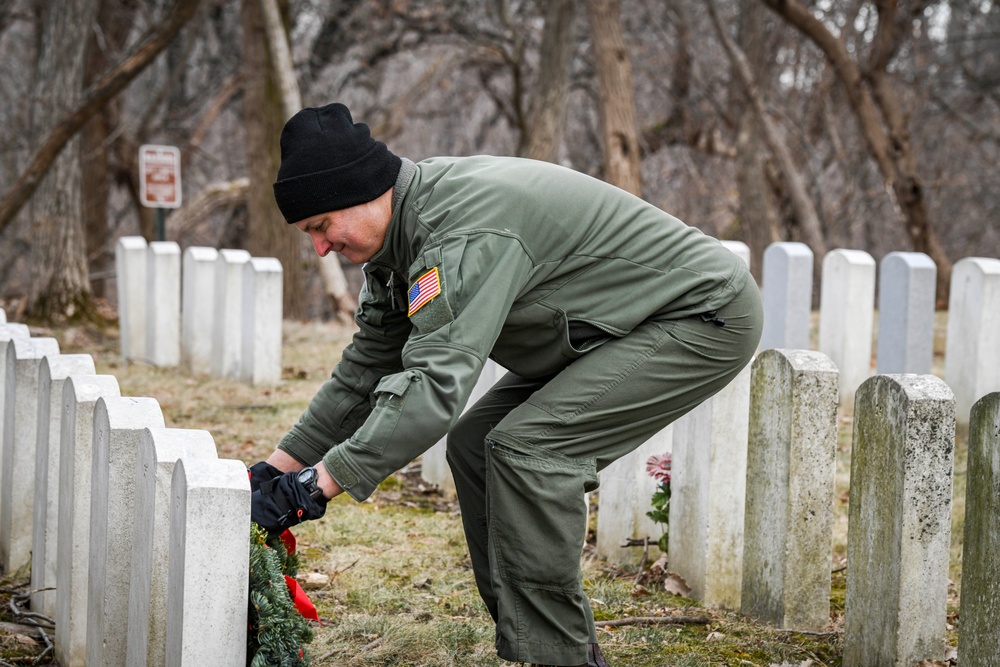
[446,373,549,622]
[455,282,763,665]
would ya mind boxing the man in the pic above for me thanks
[249,102,763,667]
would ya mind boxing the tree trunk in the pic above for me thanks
[708,0,826,261]
[26,0,100,322]
[761,0,951,303]
[252,0,356,321]
[586,0,642,196]
[0,0,202,238]
[81,0,140,298]
[733,0,780,279]
[242,0,308,320]
[520,0,575,162]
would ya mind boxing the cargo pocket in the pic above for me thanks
[353,371,417,455]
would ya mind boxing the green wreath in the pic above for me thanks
[247,523,315,666]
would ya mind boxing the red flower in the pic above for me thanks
[646,453,672,484]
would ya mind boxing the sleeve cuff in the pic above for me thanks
[323,446,379,501]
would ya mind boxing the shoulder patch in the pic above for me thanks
[408,267,442,316]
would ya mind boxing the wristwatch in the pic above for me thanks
[296,467,326,502]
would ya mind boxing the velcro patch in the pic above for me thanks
[408,267,441,316]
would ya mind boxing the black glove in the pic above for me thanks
[251,468,328,538]
[247,461,283,493]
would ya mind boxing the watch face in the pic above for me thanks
[298,467,317,486]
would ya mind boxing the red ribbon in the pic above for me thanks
[280,529,297,554]
[284,575,319,621]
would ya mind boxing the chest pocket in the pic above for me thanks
[407,245,455,335]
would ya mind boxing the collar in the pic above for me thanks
[367,157,419,276]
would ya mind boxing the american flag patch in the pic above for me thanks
[408,267,441,316]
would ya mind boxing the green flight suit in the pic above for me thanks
[278,155,763,665]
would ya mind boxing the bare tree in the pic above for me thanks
[26,0,100,321]
[0,0,202,238]
[708,0,826,261]
[520,0,575,162]
[761,0,952,301]
[587,0,641,196]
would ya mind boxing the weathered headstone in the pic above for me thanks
[742,349,838,630]
[0,336,59,574]
[127,428,218,667]
[944,257,1000,421]
[147,241,182,367]
[212,249,251,379]
[669,361,752,608]
[818,249,875,403]
[760,242,813,351]
[54,375,120,667]
[596,425,671,566]
[166,457,250,666]
[240,256,283,386]
[423,359,506,495]
[876,252,936,375]
[116,235,148,363]
[843,374,955,667]
[30,354,95,616]
[87,396,165,667]
[181,246,219,372]
[958,392,1000,667]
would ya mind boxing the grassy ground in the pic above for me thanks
[1,316,966,666]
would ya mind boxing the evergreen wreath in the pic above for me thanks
[248,522,315,666]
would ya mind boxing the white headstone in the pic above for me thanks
[147,241,182,367]
[876,252,936,375]
[720,240,751,268]
[669,362,752,608]
[30,354,95,616]
[844,375,955,667]
[944,257,1000,421]
[116,236,149,363]
[760,242,813,351]
[818,249,876,402]
[0,336,59,574]
[0,308,5,323]
[742,349,839,630]
[166,458,250,666]
[212,249,251,379]
[55,375,121,667]
[240,257,283,386]
[0,323,30,526]
[127,428,218,667]
[87,397,164,667]
[181,246,219,372]
[596,425,671,565]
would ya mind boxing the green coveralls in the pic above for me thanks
[278,155,763,665]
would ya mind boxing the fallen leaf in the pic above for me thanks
[299,572,329,589]
[13,634,37,646]
[664,572,692,597]
[706,631,725,641]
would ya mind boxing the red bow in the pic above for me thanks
[278,530,320,623]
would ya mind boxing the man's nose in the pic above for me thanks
[311,234,331,257]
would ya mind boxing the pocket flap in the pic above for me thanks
[374,371,416,398]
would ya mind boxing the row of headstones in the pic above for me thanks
[0,311,252,666]
[761,242,1000,416]
[116,236,284,386]
[617,348,998,666]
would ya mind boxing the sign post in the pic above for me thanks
[139,145,182,241]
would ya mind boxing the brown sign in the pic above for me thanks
[139,145,182,208]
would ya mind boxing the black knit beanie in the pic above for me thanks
[272,103,402,224]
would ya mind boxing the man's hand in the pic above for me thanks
[247,460,283,493]
[251,468,328,537]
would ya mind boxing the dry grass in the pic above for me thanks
[2,313,970,665]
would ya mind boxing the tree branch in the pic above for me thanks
[0,0,202,235]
